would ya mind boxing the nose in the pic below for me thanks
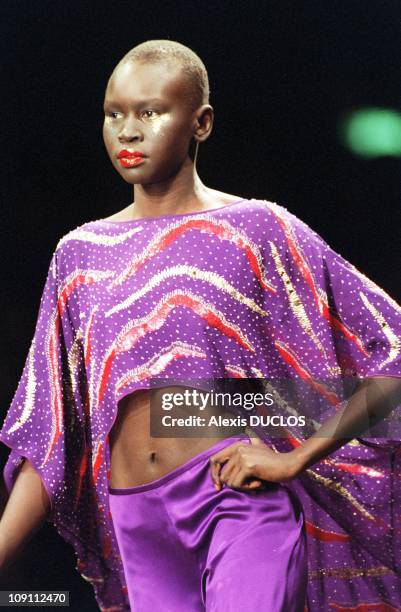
[118,115,143,143]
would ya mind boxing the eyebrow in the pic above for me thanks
[103,97,165,109]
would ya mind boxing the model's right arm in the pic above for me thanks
[0,458,50,570]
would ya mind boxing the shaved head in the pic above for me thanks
[115,39,210,110]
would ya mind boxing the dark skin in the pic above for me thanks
[211,377,401,491]
[103,59,401,491]
[0,59,252,573]
[1,53,397,586]
[103,59,239,220]
[0,61,399,585]
[103,59,247,487]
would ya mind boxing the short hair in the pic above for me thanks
[117,39,210,110]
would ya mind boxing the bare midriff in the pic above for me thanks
[109,387,245,488]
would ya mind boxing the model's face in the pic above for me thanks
[103,61,201,185]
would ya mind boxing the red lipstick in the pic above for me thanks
[117,150,145,168]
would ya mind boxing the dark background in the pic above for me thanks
[1,1,401,609]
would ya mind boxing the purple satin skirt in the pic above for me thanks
[108,435,307,611]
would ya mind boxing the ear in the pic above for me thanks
[193,104,214,143]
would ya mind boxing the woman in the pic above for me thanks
[1,40,401,611]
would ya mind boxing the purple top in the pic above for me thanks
[1,198,401,610]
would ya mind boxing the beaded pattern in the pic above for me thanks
[1,198,401,611]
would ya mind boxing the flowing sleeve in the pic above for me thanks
[0,247,84,521]
[279,206,401,381]
[268,204,401,610]
[0,243,130,610]
[316,230,401,381]
[294,211,401,443]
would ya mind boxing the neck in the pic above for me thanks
[132,159,211,218]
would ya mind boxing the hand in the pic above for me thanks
[209,430,301,492]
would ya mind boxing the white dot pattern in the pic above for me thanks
[1,198,401,610]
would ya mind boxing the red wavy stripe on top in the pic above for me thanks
[175,293,254,349]
[59,272,107,315]
[103,533,112,560]
[44,276,108,464]
[274,340,341,406]
[286,434,302,448]
[116,344,207,394]
[74,446,89,510]
[305,520,351,542]
[44,276,106,465]
[43,315,63,465]
[321,459,384,478]
[111,217,276,292]
[79,447,88,478]
[93,441,104,484]
[97,349,118,407]
[225,367,246,378]
[97,292,254,409]
[84,330,91,370]
[271,209,369,357]
[242,243,274,291]
[324,304,369,357]
[329,603,399,611]
[58,273,89,314]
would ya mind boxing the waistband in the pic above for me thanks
[108,433,249,495]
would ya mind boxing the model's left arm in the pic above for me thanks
[211,205,401,489]
[289,209,401,472]
[211,374,401,489]
[289,375,401,474]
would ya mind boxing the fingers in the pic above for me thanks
[211,455,238,491]
[244,478,266,490]
[223,468,266,491]
[209,457,220,490]
[210,452,266,491]
[209,441,243,490]
[220,459,239,487]
[209,439,270,492]
[209,458,221,490]
[225,465,242,488]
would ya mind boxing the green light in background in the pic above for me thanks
[339,107,401,158]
